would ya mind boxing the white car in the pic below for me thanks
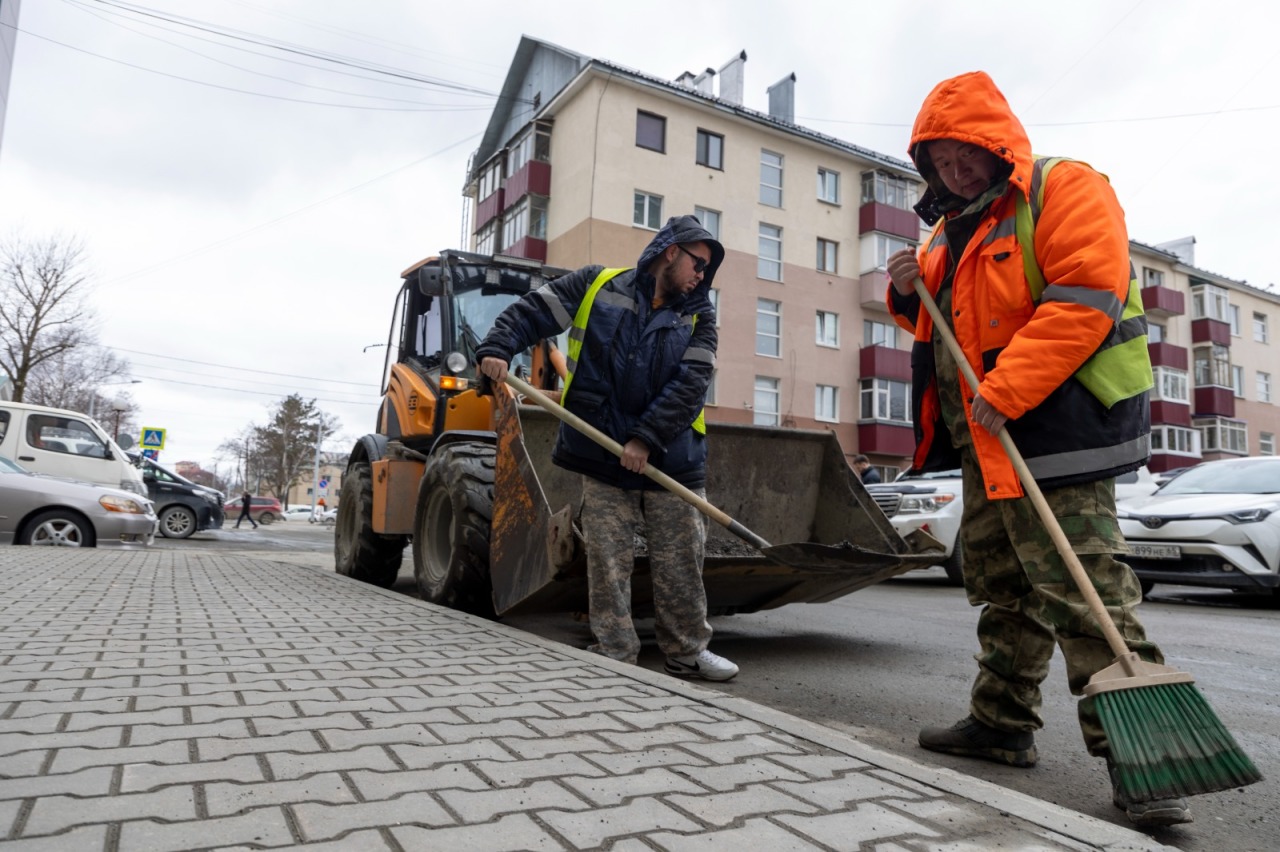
[1117,456,1280,596]
[866,469,964,585]
[282,506,319,522]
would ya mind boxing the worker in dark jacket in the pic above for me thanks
[477,215,737,682]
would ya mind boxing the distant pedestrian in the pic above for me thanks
[853,455,881,484]
[234,491,258,529]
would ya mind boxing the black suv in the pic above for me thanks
[133,456,225,539]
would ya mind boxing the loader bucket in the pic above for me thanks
[488,390,942,618]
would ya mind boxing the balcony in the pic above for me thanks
[1190,317,1231,346]
[502,236,547,263]
[504,160,551,208]
[859,344,911,382]
[1141,285,1185,318]
[475,188,504,230]
[1193,386,1235,418]
[1150,400,1191,427]
[857,422,915,456]
[858,202,921,241]
[1147,342,1187,370]
[860,271,891,312]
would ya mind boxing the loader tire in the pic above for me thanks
[413,442,496,618]
[334,460,406,588]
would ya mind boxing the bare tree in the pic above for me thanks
[0,234,97,403]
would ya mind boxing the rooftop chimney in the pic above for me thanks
[692,67,715,95]
[767,72,797,124]
[674,71,697,89]
[1156,236,1196,266]
[718,50,747,105]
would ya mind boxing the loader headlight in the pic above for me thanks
[445,351,468,373]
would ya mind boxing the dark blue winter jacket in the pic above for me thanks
[476,215,724,489]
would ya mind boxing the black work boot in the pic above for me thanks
[918,715,1038,767]
[1106,757,1193,826]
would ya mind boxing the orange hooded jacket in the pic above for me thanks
[888,71,1141,499]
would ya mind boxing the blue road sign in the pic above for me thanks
[140,427,166,449]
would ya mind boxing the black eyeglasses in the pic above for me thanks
[675,244,710,274]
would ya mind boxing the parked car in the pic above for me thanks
[282,505,319,522]
[1117,456,1280,596]
[0,455,156,547]
[312,506,337,524]
[1115,465,1160,502]
[131,454,224,539]
[222,495,282,525]
[866,469,964,585]
[0,400,146,497]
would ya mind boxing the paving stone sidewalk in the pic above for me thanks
[0,550,1174,851]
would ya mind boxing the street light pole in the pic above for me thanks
[88,380,141,420]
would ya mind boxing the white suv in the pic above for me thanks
[866,469,965,585]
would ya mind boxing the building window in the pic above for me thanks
[1198,417,1248,454]
[1190,283,1230,322]
[1193,344,1231,388]
[633,191,663,230]
[758,223,783,281]
[816,238,838,273]
[873,234,915,271]
[477,159,502,199]
[1261,432,1276,455]
[1229,304,1241,336]
[694,207,721,241]
[506,122,551,175]
[1143,267,1165,288]
[816,311,839,348]
[705,370,717,406]
[1259,371,1272,403]
[1232,365,1246,398]
[815,385,838,422]
[760,150,783,207]
[1148,322,1165,344]
[754,376,780,426]
[863,319,898,348]
[475,220,499,256]
[817,168,840,204]
[636,111,666,152]
[696,129,723,169]
[756,299,781,357]
[502,195,547,246]
[860,170,918,211]
[859,378,911,424]
[1254,312,1270,344]
[1152,367,1189,403]
[1151,425,1200,456]
[707,288,719,313]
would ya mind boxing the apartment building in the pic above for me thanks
[463,36,1278,475]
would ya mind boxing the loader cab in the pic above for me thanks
[378,250,568,446]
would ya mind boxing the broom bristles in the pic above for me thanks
[1097,682,1262,802]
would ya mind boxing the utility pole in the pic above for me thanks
[310,423,322,515]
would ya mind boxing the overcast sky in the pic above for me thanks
[1,0,1275,474]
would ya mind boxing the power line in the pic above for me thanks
[127,360,381,399]
[106,345,375,386]
[130,372,379,406]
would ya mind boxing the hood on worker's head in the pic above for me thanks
[907,71,1031,225]
[637,214,725,291]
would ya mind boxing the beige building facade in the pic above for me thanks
[463,37,1277,477]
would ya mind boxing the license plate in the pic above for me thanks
[1130,543,1181,560]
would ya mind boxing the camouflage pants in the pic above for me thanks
[957,449,1163,755]
[580,476,712,665]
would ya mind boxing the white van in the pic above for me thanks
[0,401,147,497]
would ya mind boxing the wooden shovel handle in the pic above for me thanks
[502,372,771,550]
[909,277,1130,658]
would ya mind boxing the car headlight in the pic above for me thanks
[899,492,957,513]
[100,495,146,514]
[198,490,221,505]
[119,479,146,496]
[1225,508,1273,524]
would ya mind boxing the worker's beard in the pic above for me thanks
[656,258,683,302]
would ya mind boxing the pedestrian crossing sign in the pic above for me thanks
[140,427,166,450]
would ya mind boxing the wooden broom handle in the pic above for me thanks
[909,277,1130,658]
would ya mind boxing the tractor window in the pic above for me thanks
[452,287,526,377]
[414,296,443,362]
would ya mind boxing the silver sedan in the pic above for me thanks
[0,456,157,547]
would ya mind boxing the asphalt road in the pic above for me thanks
[158,526,1278,851]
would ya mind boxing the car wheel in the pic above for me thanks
[1139,578,1155,598]
[20,510,95,547]
[941,544,965,586]
[158,505,198,539]
[258,512,277,525]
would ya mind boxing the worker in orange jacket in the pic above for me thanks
[885,71,1187,826]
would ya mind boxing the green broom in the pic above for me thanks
[910,276,1262,802]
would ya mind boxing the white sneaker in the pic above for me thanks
[665,649,739,682]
